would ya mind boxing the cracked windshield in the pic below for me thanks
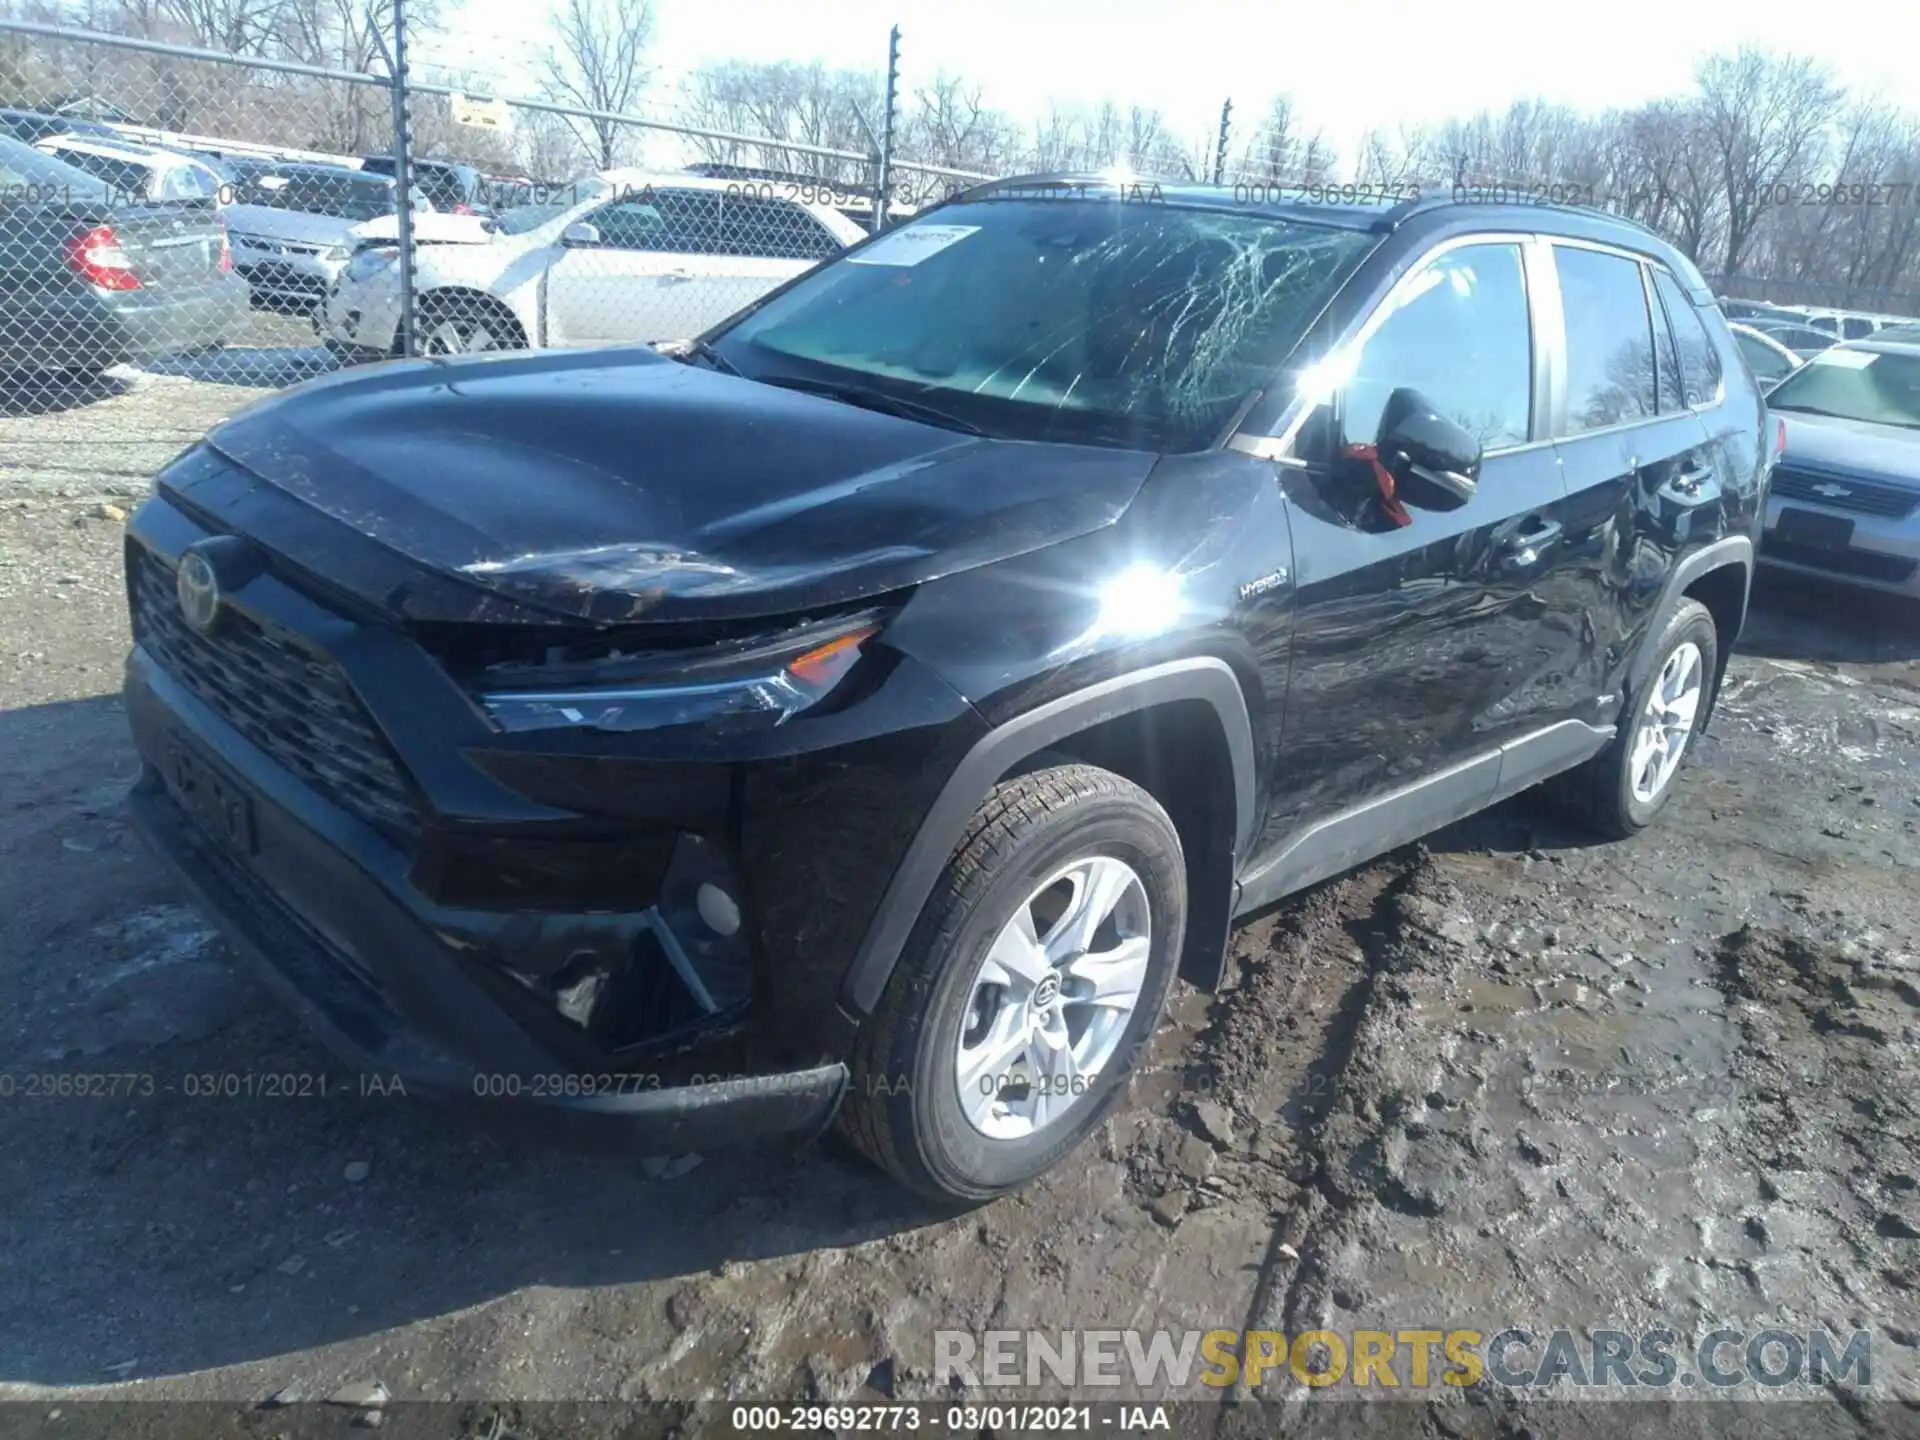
[716,200,1370,448]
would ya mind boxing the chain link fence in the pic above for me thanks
[9,19,1920,422]
[1,16,990,414]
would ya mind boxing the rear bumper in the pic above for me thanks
[0,273,247,371]
[1761,493,1920,596]
[124,655,848,1152]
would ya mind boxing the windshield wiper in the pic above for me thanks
[655,337,740,376]
[757,375,986,436]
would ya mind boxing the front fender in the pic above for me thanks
[837,657,1256,1016]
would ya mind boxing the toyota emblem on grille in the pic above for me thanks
[176,550,223,634]
[1812,482,1852,499]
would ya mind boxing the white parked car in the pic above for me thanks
[1728,322,1803,389]
[32,134,225,205]
[223,163,487,312]
[321,170,868,357]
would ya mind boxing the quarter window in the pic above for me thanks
[1555,245,1656,434]
[1653,269,1723,408]
[1339,241,1534,452]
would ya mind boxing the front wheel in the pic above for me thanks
[415,294,527,355]
[841,764,1186,1202]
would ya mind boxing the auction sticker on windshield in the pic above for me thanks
[847,224,980,266]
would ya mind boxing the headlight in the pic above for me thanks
[344,246,397,282]
[477,616,881,734]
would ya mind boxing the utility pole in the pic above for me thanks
[1212,98,1232,187]
[873,25,900,234]
[386,0,418,357]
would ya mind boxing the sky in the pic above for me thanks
[437,0,1920,174]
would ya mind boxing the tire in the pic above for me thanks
[1560,597,1717,839]
[415,294,527,355]
[841,763,1186,1202]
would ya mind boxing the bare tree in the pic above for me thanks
[677,59,875,184]
[161,0,281,53]
[1352,125,1424,189]
[1694,47,1842,275]
[542,0,652,170]
[1233,94,1332,187]
[904,72,1019,175]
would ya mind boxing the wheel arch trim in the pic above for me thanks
[1626,534,1753,708]
[837,657,1257,1016]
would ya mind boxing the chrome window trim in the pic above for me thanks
[1547,239,1663,441]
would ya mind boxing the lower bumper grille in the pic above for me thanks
[128,545,419,843]
[1762,537,1919,585]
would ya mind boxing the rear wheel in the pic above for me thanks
[1560,597,1716,838]
[841,764,1185,1202]
[415,294,526,355]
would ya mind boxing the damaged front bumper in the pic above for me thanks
[124,664,849,1150]
[115,495,987,1154]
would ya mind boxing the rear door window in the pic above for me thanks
[1652,269,1724,408]
[716,195,842,260]
[48,148,150,200]
[651,189,727,253]
[1554,244,1656,435]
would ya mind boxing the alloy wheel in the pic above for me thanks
[422,316,502,354]
[1629,640,1704,803]
[953,854,1150,1140]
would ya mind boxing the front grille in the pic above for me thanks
[1762,537,1919,585]
[129,546,419,844]
[1772,466,1919,519]
[232,235,325,257]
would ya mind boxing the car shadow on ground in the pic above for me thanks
[141,344,337,389]
[0,694,955,1387]
[0,369,137,417]
[1740,570,1920,664]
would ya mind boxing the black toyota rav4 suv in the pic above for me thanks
[123,176,1772,1200]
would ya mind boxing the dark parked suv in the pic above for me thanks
[123,176,1772,1200]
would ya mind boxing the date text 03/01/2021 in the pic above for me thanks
[727,1404,1171,1431]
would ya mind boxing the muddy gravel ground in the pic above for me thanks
[1,371,1918,1438]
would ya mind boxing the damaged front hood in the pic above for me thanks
[202,347,1161,623]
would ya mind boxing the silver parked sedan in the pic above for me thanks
[1762,337,1920,597]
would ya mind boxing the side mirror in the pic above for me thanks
[1375,387,1481,510]
[561,221,601,247]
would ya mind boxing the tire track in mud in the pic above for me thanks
[1710,924,1920,1380]
[1175,850,1482,1420]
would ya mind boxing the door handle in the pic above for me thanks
[659,270,694,285]
[1500,517,1563,569]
